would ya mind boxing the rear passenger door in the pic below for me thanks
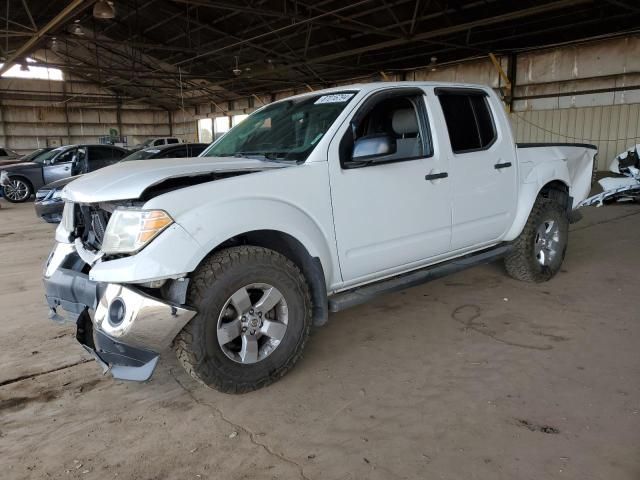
[436,88,517,250]
[87,146,118,172]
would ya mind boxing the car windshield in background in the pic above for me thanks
[121,148,161,161]
[32,147,65,164]
[21,148,49,161]
[202,91,357,162]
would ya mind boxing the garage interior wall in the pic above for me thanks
[0,76,172,153]
[2,34,639,167]
[183,35,640,170]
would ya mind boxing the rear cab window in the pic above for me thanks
[436,88,497,154]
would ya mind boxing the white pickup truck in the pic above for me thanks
[44,82,596,393]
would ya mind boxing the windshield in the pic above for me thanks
[21,148,48,161]
[202,91,356,162]
[32,146,66,165]
[121,148,161,161]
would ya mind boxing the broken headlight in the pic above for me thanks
[101,208,173,254]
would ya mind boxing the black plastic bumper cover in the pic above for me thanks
[76,310,159,382]
[45,269,160,382]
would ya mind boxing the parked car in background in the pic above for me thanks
[0,147,21,167]
[34,143,209,223]
[0,144,129,203]
[131,136,185,151]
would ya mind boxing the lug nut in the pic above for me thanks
[241,316,246,322]
[250,308,254,314]
[241,327,247,332]
[250,329,255,335]
[258,312,262,318]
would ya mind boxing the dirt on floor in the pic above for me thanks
[0,201,639,480]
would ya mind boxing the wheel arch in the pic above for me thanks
[200,229,329,327]
[504,178,571,241]
[2,174,34,201]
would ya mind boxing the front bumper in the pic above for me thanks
[35,196,64,223]
[44,241,196,381]
[0,170,10,187]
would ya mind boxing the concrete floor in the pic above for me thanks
[1,200,639,480]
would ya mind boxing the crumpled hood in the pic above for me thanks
[62,156,288,203]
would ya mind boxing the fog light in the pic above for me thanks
[108,297,126,326]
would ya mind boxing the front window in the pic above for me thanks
[202,91,356,162]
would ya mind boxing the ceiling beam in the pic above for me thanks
[0,0,95,76]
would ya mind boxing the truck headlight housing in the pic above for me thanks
[102,208,173,254]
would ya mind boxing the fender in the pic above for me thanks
[503,158,571,241]
[176,197,337,287]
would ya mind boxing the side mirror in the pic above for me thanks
[352,134,396,160]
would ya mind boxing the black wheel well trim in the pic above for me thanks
[539,180,572,214]
[203,229,329,327]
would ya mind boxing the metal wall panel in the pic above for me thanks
[510,104,640,169]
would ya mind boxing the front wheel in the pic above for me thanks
[3,178,32,203]
[505,196,569,283]
[175,246,312,393]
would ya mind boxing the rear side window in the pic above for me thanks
[111,148,128,158]
[89,146,116,160]
[0,149,6,156]
[166,138,179,144]
[438,93,496,153]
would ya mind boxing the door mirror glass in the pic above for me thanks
[352,134,396,160]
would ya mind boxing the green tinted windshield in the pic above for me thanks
[203,91,356,162]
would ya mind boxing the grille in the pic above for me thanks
[74,204,112,251]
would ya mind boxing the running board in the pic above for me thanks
[328,244,512,313]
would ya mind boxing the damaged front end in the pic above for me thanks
[44,204,196,381]
[579,145,640,207]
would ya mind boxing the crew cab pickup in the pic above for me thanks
[44,82,596,393]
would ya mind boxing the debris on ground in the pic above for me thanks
[580,144,640,207]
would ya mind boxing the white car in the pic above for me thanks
[43,82,597,393]
[132,137,184,151]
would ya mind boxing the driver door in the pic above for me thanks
[43,147,84,184]
[328,88,452,285]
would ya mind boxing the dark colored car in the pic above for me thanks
[0,144,129,203]
[34,143,209,223]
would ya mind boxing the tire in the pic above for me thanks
[3,177,32,203]
[504,196,569,283]
[175,246,312,393]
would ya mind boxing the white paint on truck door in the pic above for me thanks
[435,89,517,250]
[328,90,452,284]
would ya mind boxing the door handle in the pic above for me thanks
[425,172,448,181]
[494,162,512,170]
[64,166,70,171]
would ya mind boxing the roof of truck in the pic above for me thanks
[278,81,494,102]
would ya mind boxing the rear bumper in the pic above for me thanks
[44,241,196,381]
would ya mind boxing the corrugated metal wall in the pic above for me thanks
[510,105,640,168]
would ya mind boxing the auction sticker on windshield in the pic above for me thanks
[314,93,355,104]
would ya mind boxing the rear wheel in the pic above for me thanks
[505,196,569,282]
[175,246,312,393]
[3,178,32,203]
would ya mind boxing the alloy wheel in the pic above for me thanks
[216,283,289,364]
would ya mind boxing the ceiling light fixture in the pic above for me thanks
[429,56,438,72]
[71,19,84,36]
[232,56,242,76]
[93,1,116,19]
